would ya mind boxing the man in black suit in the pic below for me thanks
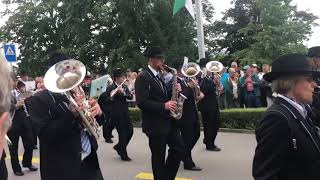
[104,68,133,161]
[197,58,221,151]
[169,61,203,171]
[30,52,104,180]
[0,55,14,180]
[307,46,320,125]
[135,46,184,180]
[7,80,37,176]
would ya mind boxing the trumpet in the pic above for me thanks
[44,59,100,139]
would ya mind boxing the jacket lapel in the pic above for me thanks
[277,97,320,152]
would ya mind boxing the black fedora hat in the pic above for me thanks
[264,53,318,82]
[113,68,125,78]
[144,46,165,59]
[307,46,320,58]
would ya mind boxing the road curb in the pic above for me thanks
[133,125,254,134]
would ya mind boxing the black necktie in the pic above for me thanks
[156,74,166,95]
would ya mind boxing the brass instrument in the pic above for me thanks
[43,59,100,139]
[110,79,127,99]
[206,60,224,73]
[181,62,202,101]
[163,64,187,120]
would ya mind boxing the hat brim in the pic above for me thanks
[264,70,320,82]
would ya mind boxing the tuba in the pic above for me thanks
[163,64,187,120]
[181,62,202,101]
[43,59,100,139]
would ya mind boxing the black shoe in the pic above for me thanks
[184,166,202,171]
[206,146,221,151]
[120,156,132,161]
[14,171,24,176]
[23,165,38,171]
[105,138,113,143]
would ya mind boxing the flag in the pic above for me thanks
[173,0,195,19]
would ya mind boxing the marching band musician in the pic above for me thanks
[169,61,203,171]
[30,52,105,180]
[307,46,320,125]
[197,58,222,151]
[103,68,133,161]
[135,46,184,180]
[7,80,37,176]
[0,56,14,180]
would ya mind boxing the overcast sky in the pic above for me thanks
[0,0,319,52]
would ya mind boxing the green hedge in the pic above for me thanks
[129,108,266,130]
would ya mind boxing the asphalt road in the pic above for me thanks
[5,128,256,180]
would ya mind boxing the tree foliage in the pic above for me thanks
[1,0,207,76]
[209,0,317,65]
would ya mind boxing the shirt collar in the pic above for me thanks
[148,65,159,77]
[277,94,308,119]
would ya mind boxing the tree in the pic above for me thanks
[1,0,206,76]
[208,0,317,65]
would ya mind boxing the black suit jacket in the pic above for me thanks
[253,97,320,180]
[105,83,132,116]
[30,89,103,180]
[135,68,172,136]
[197,76,219,112]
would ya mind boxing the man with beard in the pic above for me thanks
[135,46,183,180]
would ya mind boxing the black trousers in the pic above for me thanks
[102,116,115,140]
[113,112,133,156]
[200,110,220,149]
[7,117,34,172]
[0,153,7,180]
[147,127,184,180]
[178,120,200,168]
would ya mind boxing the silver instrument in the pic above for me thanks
[44,59,100,139]
[206,61,224,73]
[163,64,187,120]
[181,62,202,101]
[110,79,127,99]
[206,60,224,96]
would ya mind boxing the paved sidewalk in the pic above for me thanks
[6,128,256,180]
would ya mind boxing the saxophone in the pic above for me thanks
[163,65,187,120]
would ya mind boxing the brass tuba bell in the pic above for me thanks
[43,59,100,139]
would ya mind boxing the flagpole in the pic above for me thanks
[195,0,205,62]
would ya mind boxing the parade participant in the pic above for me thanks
[253,54,320,180]
[105,68,133,161]
[30,52,105,180]
[0,55,13,180]
[170,60,202,171]
[307,46,320,125]
[7,80,37,176]
[198,58,221,151]
[135,46,183,180]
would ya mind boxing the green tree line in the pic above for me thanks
[0,0,317,76]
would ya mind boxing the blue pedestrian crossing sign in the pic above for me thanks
[4,44,17,62]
